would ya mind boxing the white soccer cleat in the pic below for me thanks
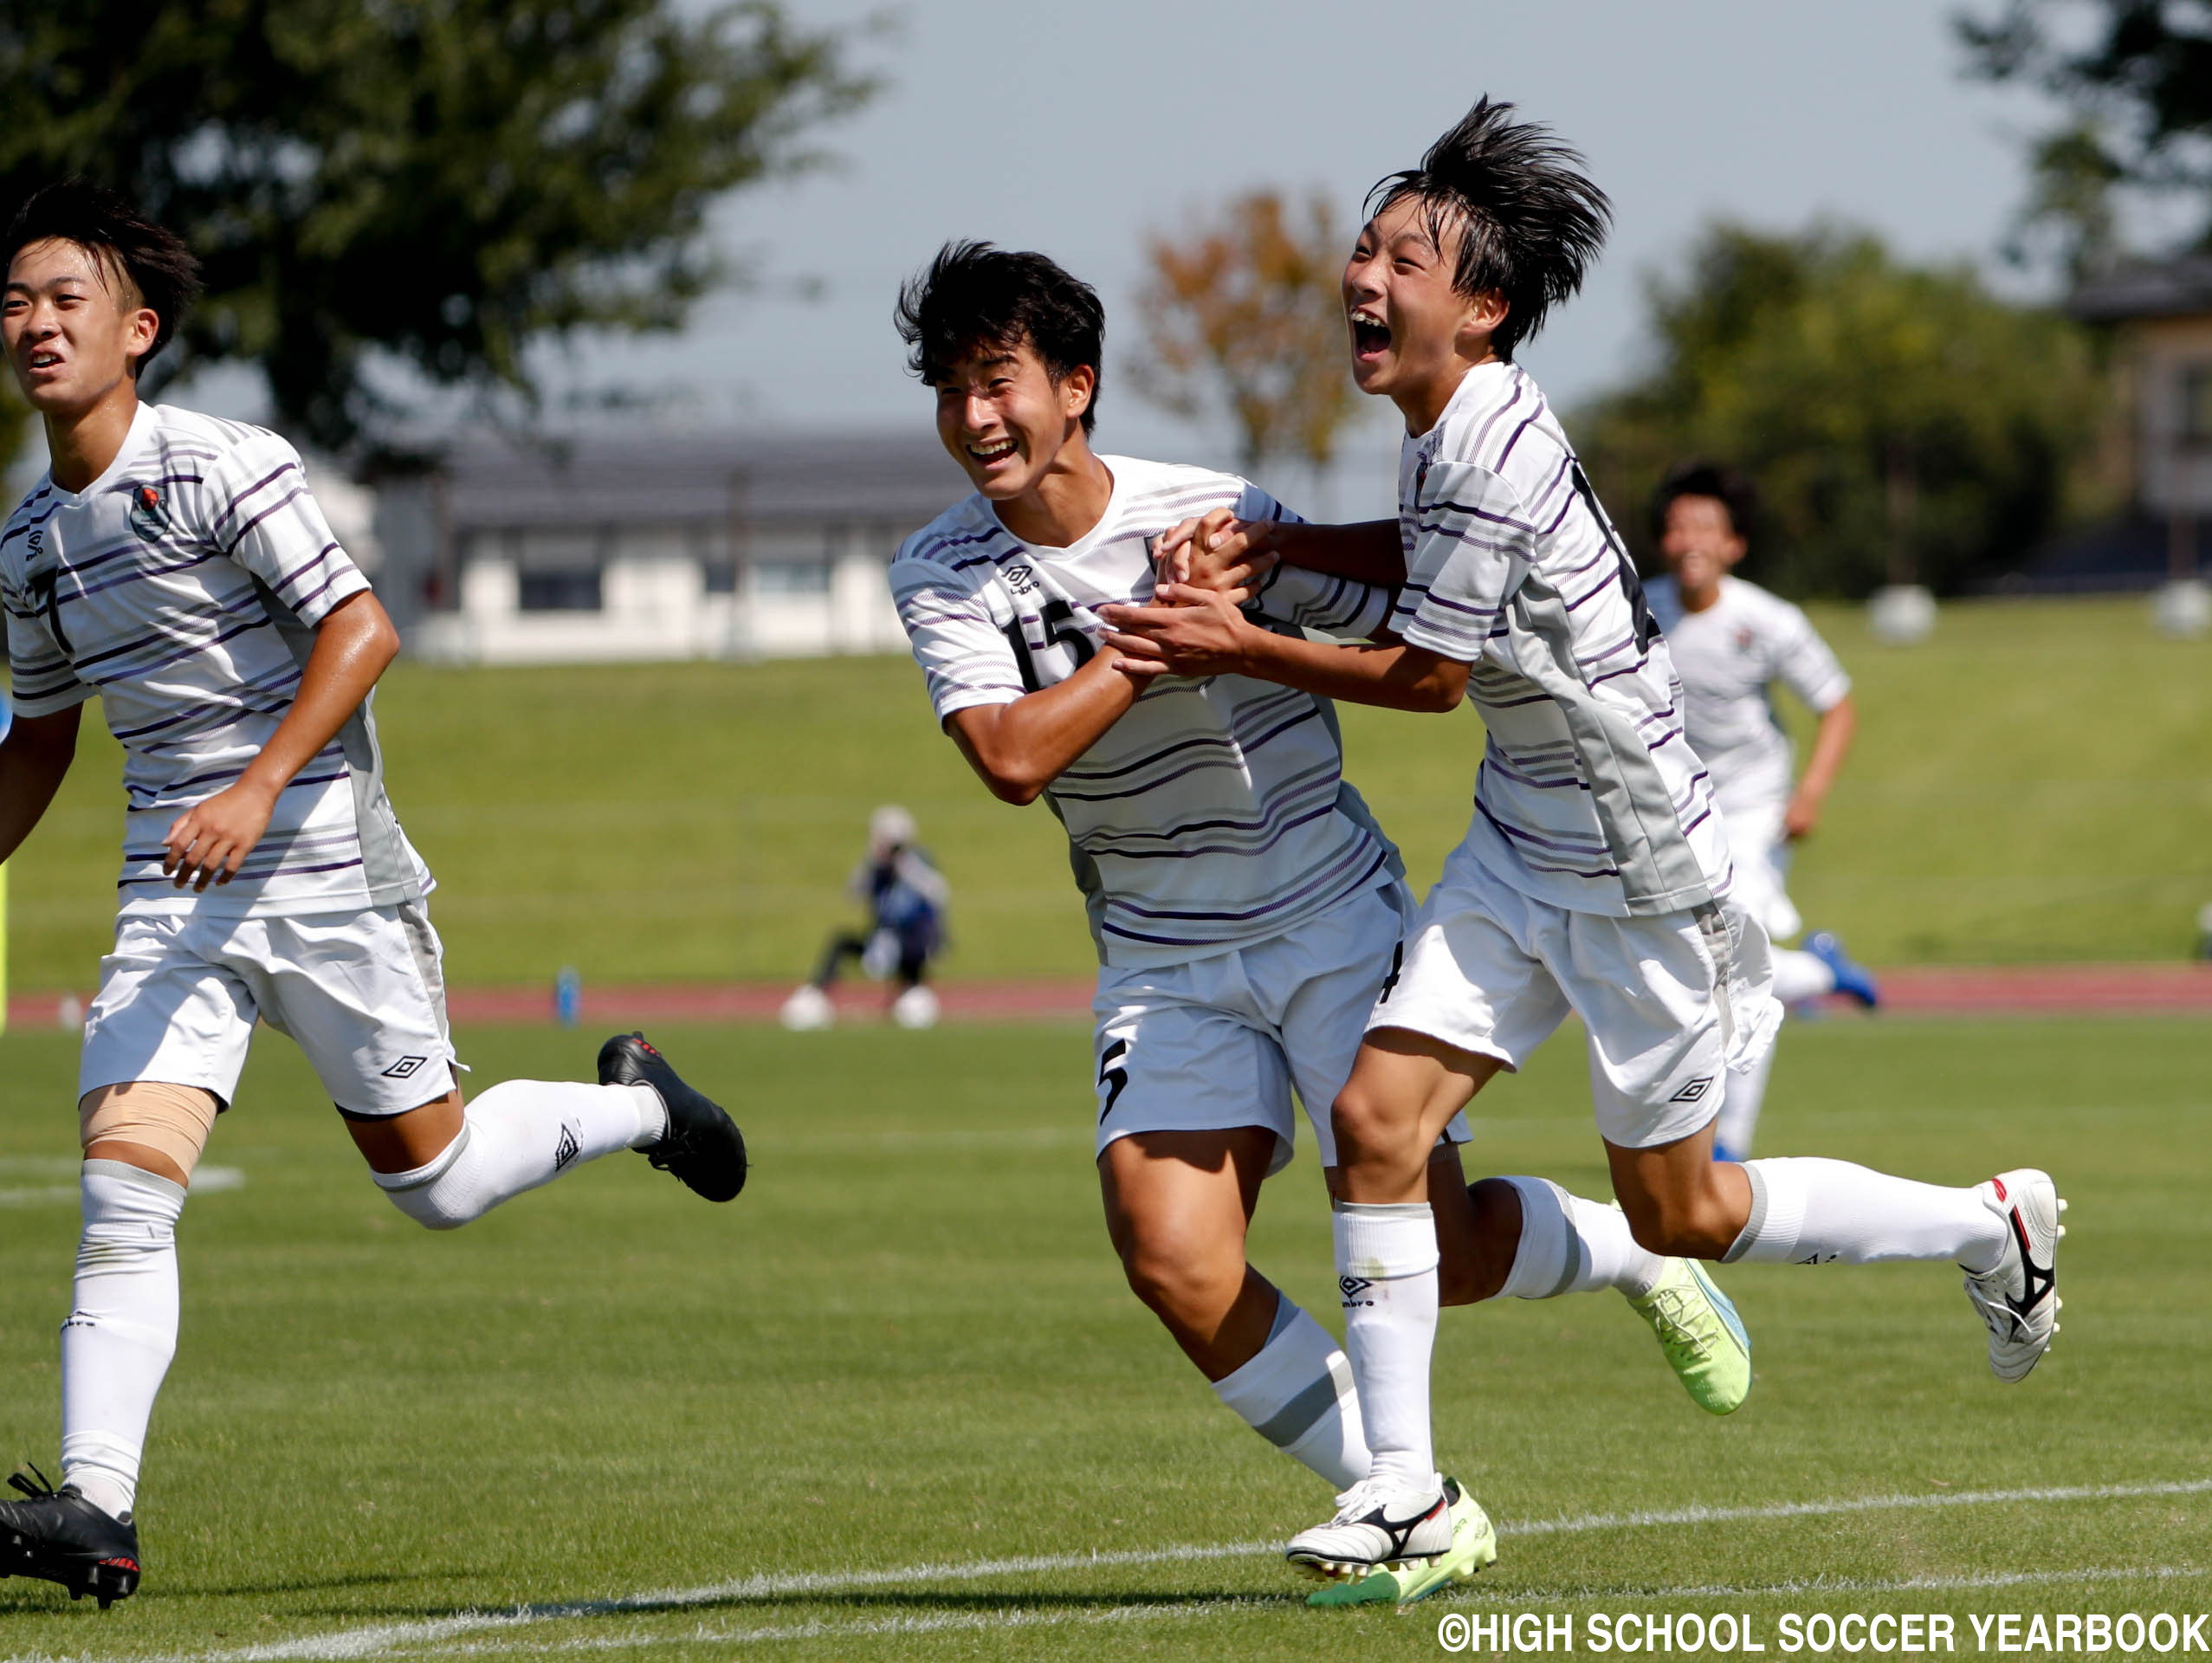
[890,985,940,1030]
[779,984,834,1032]
[1962,1167,2063,1382]
[1285,1473,1457,1581]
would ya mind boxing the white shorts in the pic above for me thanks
[1366,847,1781,1149]
[1717,798,1802,943]
[79,903,458,1116]
[1092,883,1472,1174]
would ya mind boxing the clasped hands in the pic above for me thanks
[1099,507,1283,681]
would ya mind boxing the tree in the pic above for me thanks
[1578,222,2113,597]
[1958,1,2212,258]
[0,2,875,458]
[1129,189,1363,482]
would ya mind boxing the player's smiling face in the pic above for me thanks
[1342,198,1507,427]
[931,337,1095,501]
[2,238,158,417]
[1661,495,1747,602]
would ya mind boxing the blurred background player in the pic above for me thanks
[1645,461,1879,1161]
[0,183,746,1607]
[780,804,948,1031]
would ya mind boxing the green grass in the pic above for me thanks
[0,1014,2207,1660]
[9,595,2212,993]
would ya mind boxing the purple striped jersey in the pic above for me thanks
[1388,362,1733,917]
[0,402,431,917]
[890,456,1403,968]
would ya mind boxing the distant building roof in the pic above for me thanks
[435,430,961,532]
[2070,256,2212,324]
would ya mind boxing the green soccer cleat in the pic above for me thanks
[1304,1477,1496,1608]
[1628,1257,1752,1415]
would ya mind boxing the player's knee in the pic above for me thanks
[369,1130,482,1231]
[1620,1187,1736,1259]
[1118,1229,1241,1328]
[1327,1077,1405,1171]
[1439,1177,1522,1305]
[79,1083,219,1183]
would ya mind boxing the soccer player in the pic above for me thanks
[1104,100,2064,1604]
[1646,461,1879,1160]
[780,805,950,1031]
[887,240,1753,1550]
[0,182,746,1608]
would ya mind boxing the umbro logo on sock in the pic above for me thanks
[553,1125,581,1172]
[381,1056,427,1079]
[1670,1077,1714,1104]
[1338,1275,1374,1308]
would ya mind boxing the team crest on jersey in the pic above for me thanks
[1001,560,1039,595]
[126,484,170,541]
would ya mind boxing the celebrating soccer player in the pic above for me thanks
[1645,461,1879,1159]
[1104,99,2064,1606]
[0,182,747,1608]
[886,241,1756,1569]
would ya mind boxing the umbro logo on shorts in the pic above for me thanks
[1670,1076,1714,1104]
[1338,1275,1374,1308]
[381,1056,427,1079]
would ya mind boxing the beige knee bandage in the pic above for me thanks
[79,1083,221,1179]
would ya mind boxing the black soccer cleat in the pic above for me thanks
[0,1466,141,1609]
[598,1032,747,1202]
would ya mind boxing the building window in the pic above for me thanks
[518,568,603,611]
[702,559,738,594]
[2183,365,2212,445]
[753,560,831,594]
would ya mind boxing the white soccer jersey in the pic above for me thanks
[1,402,430,919]
[1387,361,1731,918]
[1646,574,1850,816]
[891,456,1402,969]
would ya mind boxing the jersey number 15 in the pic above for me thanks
[1003,599,1096,693]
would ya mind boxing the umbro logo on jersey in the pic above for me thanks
[1338,1275,1374,1308]
[381,1055,427,1079]
[126,484,170,541]
[553,1124,581,1172]
[1670,1076,1714,1104]
[1002,560,1039,594]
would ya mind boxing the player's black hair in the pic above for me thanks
[3,180,201,373]
[1366,98,1611,357]
[895,240,1104,435]
[1652,459,1759,544]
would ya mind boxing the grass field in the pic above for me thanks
[1,1013,2207,1660]
[8,595,2212,993]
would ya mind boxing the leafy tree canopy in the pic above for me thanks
[1578,222,2114,598]
[0,1,875,456]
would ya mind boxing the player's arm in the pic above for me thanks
[1161,508,1405,591]
[1784,693,1856,839]
[946,646,1149,806]
[1100,586,1465,713]
[0,703,83,864]
[162,590,399,890]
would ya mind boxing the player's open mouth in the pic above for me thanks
[967,438,1018,465]
[27,352,61,371]
[1349,311,1391,359]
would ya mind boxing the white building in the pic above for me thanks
[372,432,957,664]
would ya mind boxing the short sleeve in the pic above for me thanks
[1772,603,1851,713]
[1388,459,1533,662]
[889,557,1026,722]
[204,431,368,626]
[2,571,94,716]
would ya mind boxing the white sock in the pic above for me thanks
[1211,1294,1369,1490]
[61,1161,187,1520]
[1715,1045,1775,1158]
[372,1080,662,1230]
[1494,1176,1665,1299]
[1772,948,1835,1005]
[1334,1201,1439,1494]
[1724,1156,2008,1270]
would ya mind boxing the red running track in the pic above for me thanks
[9,963,2212,1031]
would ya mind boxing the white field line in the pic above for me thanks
[0,1168,243,1207]
[28,1476,2206,1663]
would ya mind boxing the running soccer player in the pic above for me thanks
[1646,461,1879,1160]
[0,182,746,1608]
[1105,100,2064,1605]
[888,241,1752,1537]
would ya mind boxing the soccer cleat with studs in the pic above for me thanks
[1296,1475,1496,1606]
[1627,1256,1753,1415]
[0,1467,141,1609]
[1962,1168,2064,1382]
[598,1032,748,1203]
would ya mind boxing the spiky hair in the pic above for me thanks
[1367,98,1611,357]
[895,240,1105,435]
[3,180,202,372]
